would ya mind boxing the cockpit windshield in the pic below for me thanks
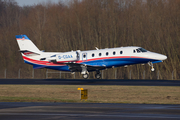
[138,48,147,52]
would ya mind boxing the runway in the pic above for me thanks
[0,102,180,120]
[0,79,180,86]
[0,79,179,119]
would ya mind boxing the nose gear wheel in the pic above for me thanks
[148,62,155,71]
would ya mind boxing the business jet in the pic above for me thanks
[16,35,167,79]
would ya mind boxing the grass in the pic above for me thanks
[0,85,179,104]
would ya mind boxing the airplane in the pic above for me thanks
[16,34,167,79]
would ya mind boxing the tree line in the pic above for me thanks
[0,0,179,79]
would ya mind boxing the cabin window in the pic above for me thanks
[113,51,116,55]
[120,51,123,54]
[133,50,136,53]
[83,54,86,58]
[92,53,95,57]
[99,53,102,56]
[106,52,109,56]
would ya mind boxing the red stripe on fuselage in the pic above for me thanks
[23,56,65,66]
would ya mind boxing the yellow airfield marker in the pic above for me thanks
[77,88,84,90]
[77,88,88,100]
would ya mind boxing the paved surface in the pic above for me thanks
[0,102,179,120]
[0,79,180,119]
[0,79,180,86]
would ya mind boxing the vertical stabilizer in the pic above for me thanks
[16,35,40,54]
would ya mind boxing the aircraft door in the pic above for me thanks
[82,53,87,61]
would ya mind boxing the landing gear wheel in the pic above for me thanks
[151,67,155,71]
[95,73,101,79]
[148,62,155,72]
[83,73,89,79]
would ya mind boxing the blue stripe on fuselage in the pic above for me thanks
[81,57,157,68]
[24,57,159,71]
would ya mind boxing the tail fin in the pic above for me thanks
[16,35,41,56]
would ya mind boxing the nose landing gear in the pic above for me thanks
[148,62,155,71]
[151,67,155,71]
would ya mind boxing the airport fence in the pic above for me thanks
[0,68,179,80]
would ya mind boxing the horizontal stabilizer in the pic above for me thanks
[20,50,40,56]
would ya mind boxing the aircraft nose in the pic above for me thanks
[156,54,167,60]
[162,55,167,60]
[148,52,167,61]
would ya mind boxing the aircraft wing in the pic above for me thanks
[66,63,106,72]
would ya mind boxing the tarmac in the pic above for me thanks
[0,79,180,120]
[0,102,180,120]
[0,79,180,86]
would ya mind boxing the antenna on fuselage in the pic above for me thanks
[95,47,99,50]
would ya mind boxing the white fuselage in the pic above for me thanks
[16,34,167,79]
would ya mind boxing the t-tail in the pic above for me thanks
[16,35,41,56]
[16,34,59,69]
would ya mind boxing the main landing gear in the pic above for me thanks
[81,64,102,79]
[148,62,155,71]
[95,71,101,79]
[82,73,89,79]
[82,71,102,79]
[81,65,89,79]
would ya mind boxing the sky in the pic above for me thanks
[15,0,63,6]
